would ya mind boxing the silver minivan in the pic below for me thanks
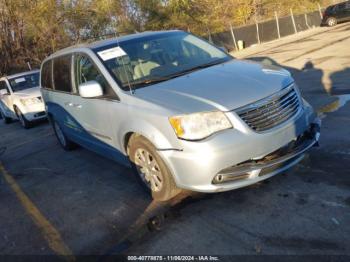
[40,30,320,201]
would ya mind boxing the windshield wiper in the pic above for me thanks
[128,76,173,88]
[167,59,227,78]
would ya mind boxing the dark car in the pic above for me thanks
[322,1,350,26]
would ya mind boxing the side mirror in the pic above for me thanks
[0,89,9,96]
[78,81,103,98]
[218,46,228,53]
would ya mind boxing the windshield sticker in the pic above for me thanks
[14,77,26,83]
[98,47,127,61]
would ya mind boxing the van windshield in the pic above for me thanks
[9,72,40,92]
[94,32,232,90]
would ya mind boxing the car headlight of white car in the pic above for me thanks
[169,111,233,140]
[20,97,42,106]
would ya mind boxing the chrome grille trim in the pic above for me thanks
[240,91,297,121]
[241,96,299,123]
[246,98,299,126]
[235,84,301,132]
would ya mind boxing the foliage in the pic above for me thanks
[0,0,338,74]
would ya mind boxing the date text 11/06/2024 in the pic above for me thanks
[127,255,220,261]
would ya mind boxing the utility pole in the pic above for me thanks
[229,23,238,51]
[275,11,281,39]
[318,3,323,19]
[207,26,213,44]
[255,19,260,44]
[305,13,310,29]
[290,8,297,34]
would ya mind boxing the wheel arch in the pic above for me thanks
[12,103,25,117]
[120,120,180,156]
[124,131,135,155]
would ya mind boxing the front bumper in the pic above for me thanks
[21,103,46,121]
[212,123,319,184]
[159,106,320,193]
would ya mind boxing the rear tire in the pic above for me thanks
[52,118,76,151]
[15,107,31,129]
[0,110,11,124]
[327,17,337,27]
[128,135,182,201]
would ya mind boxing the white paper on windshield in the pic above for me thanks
[98,47,127,61]
[15,77,26,83]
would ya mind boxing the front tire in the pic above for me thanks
[52,118,76,151]
[128,135,182,201]
[15,107,31,129]
[327,17,337,27]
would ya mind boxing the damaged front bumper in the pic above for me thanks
[213,123,320,184]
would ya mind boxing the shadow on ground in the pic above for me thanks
[247,57,350,107]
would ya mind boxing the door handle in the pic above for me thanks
[64,102,81,108]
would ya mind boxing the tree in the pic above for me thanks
[0,0,332,75]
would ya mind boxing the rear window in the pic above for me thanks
[41,60,53,89]
[53,55,72,93]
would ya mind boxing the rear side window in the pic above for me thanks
[41,60,53,89]
[53,55,72,93]
[326,6,335,12]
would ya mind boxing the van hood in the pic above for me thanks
[12,87,41,99]
[134,59,294,114]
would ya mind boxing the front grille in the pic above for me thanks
[236,84,301,132]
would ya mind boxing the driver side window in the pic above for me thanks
[75,54,117,98]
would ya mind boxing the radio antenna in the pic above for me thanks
[107,0,134,94]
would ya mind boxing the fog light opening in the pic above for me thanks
[215,174,224,183]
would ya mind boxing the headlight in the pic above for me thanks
[20,97,41,106]
[169,111,233,140]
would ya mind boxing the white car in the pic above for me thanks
[0,70,46,128]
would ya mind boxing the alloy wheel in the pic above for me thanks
[134,148,163,192]
[328,18,336,27]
